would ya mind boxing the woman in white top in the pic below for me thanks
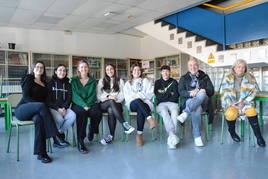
[97,64,135,145]
[123,63,158,146]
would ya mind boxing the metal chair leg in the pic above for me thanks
[6,124,12,153]
[16,125,20,161]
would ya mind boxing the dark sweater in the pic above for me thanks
[17,74,47,107]
[154,77,179,105]
[47,76,72,110]
[178,70,214,109]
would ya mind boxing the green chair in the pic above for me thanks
[219,110,255,146]
[6,94,52,161]
[123,106,157,142]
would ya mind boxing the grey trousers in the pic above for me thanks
[50,108,76,133]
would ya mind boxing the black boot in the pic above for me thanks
[248,116,266,147]
[78,140,89,154]
[226,120,241,142]
[53,135,69,148]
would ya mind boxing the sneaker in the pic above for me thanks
[167,135,179,149]
[194,136,204,147]
[177,112,188,123]
[100,135,113,145]
[123,122,135,134]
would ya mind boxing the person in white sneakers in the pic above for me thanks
[177,58,214,147]
[123,63,158,146]
[97,64,135,145]
[154,65,180,149]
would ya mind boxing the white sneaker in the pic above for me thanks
[167,135,180,149]
[194,136,204,147]
[177,112,188,123]
[100,135,113,145]
[123,122,135,134]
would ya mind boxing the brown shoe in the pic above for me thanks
[136,134,144,146]
[147,117,158,129]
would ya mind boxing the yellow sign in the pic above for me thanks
[207,53,215,64]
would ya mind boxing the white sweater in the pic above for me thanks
[97,78,124,103]
[123,77,154,111]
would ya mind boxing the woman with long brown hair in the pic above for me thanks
[97,64,134,145]
[123,63,157,146]
[15,61,59,163]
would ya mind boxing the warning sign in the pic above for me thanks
[207,53,215,64]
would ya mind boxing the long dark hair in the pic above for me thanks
[129,63,143,84]
[102,64,119,93]
[31,61,47,83]
[53,64,67,78]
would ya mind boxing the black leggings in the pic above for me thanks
[15,102,58,155]
[130,99,151,132]
[100,100,125,136]
[72,104,102,141]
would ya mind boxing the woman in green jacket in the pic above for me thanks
[71,60,102,154]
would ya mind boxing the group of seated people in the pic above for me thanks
[14,58,266,163]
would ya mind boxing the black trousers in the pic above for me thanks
[15,102,58,155]
[99,99,125,136]
[72,104,102,141]
[130,99,151,132]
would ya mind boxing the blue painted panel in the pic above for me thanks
[225,2,268,45]
[162,7,225,44]
[162,14,178,26]
[178,7,225,44]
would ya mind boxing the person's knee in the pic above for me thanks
[32,114,42,124]
[245,107,257,117]
[107,107,113,114]
[225,107,238,121]
[196,91,207,99]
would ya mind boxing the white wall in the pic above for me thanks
[0,27,141,59]
[140,35,179,59]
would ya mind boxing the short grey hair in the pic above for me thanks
[231,59,248,74]
[188,58,199,66]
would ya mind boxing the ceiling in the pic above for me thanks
[0,0,208,37]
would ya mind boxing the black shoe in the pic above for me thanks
[230,133,241,142]
[58,133,65,140]
[53,136,69,148]
[78,141,89,154]
[37,153,52,163]
[257,137,266,147]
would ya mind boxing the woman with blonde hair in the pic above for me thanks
[71,60,102,153]
[220,59,265,147]
[123,63,157,146]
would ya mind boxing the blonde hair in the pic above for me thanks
[231,59,248,74]
[77,60,90,78]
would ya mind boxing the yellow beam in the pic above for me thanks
[203,0,255,11]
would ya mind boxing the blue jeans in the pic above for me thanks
[130,99,151,132]
[15,102,58,155]
[183,91,208,138]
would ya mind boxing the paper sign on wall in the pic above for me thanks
[207,53,215,64]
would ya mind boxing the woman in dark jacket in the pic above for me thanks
[15,61,59,163]
[47,64,76,147]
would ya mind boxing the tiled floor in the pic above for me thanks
[0,116,267,179]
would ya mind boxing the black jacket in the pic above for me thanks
[178,70,214,109]
[47,76,72,110]
[154,77,179,105]
[17,74,48,107]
